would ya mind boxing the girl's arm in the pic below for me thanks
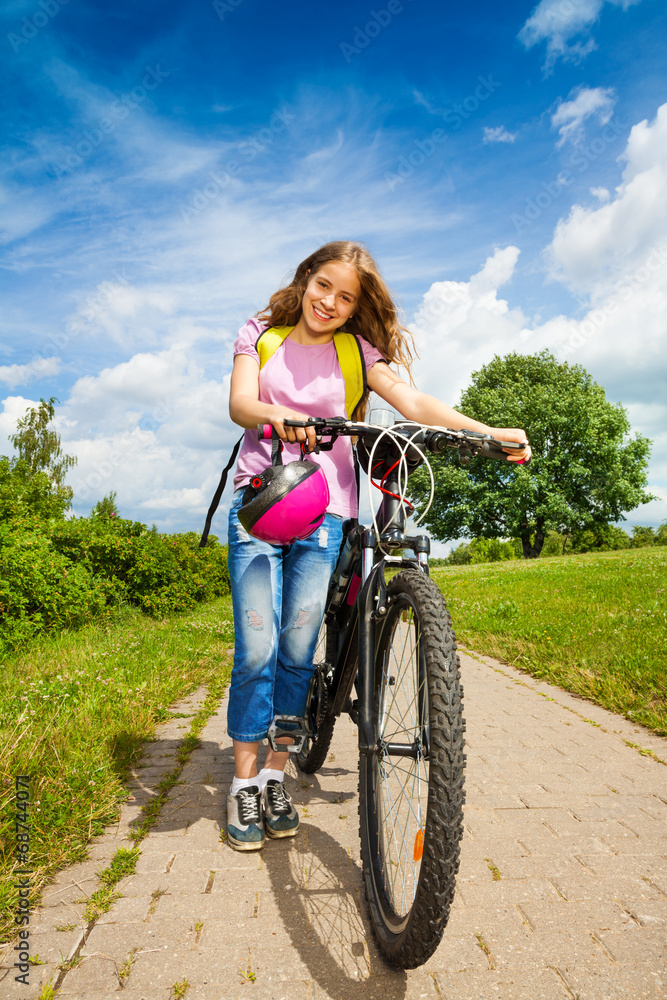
[229,354,319,449]
[367,363,532,463]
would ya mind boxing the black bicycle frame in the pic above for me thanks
[325,468,431,756]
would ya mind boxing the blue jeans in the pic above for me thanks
[227,489,343,742]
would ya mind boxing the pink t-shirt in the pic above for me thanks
[232,318,386,517]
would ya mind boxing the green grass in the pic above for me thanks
[0,597,234,941]
[431,546,667,736]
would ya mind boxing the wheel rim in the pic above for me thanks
[374,597,429,924]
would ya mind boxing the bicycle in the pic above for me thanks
[260,414,526,969]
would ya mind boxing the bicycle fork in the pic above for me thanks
[357,535,387,756]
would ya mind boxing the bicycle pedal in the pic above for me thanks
[267,715,309,753]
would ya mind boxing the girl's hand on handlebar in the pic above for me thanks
[489,427,532,464]
[271,408,318,452]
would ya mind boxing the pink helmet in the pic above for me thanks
[238,459,330,545]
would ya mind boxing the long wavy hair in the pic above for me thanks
[256,241,416,418]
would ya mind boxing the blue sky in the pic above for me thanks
[1,0,666,547]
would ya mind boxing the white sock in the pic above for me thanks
[231,776,259,795]
[258,768,284,789]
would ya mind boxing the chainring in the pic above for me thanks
[307,664,330,736]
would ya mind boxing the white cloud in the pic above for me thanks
[56,343,240,530]
[551,86,616,148]
[0,356,61,387]
[518,0,642,74]
[411,246,527,403]
[483,126,517,144]
[547,103,667,295]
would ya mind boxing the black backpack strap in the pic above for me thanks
[199,434,244,548]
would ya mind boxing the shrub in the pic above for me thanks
[469,537,516,564]
[50,518,230,618]
[0,512,230,654]
[447,543,472,565]
[569,524,632,552]
[0,527,107,649]
[0,457,72,528]
[631,525,655,548]
[539,532,567,557]
[443,537,516,566]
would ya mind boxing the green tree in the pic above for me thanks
[9,397,77,487]
[631,525,655,548]
[0,458,73,526]
[568,524,632,552]
[411,351,654,558]
[91,491,120,519]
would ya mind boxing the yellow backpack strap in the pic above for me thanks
[256,326,293,369]
[256,326,366,420]
[334,332,366,419]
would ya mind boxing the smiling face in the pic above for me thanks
[292,261,361,343]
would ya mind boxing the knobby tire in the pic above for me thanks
[358,568,465,968]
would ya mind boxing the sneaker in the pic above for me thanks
[226,785,264,851]
[263,779,299,839]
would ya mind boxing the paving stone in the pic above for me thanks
[118,870,212,895]
[58,993,174,1000]
[13,926,83,968]
[95,894,153,924]
[431,968,571,999]
[57,954,120,994]
[27,900,86,932]
[134,850,176,874]
[575,851,667,882]
[548,870,665,902]
[596,925,667,966]
[622,898,667,925]
[517,898,636,934]
[559,965,667,999]
[168,848,229,874]
[517,833,616,855]
[456,877,563,908]
[80,920,155,958]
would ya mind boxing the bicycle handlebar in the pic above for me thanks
[256,418,529,465]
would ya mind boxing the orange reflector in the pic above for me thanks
[413,828,424,861]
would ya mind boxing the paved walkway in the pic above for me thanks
[4,651,667,1000]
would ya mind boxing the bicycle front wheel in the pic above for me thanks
[359,568,465,968]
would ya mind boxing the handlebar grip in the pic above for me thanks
[481,441,530,464]
[481,442,511,461]
[256,424,275,440]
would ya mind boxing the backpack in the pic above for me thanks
[199,326,367,546]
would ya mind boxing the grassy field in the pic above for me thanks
[0,596,234,942]
[431,546,667,737]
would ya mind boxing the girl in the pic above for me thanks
[225,241,530,850]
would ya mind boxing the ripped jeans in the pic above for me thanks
[226,489,343,742]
